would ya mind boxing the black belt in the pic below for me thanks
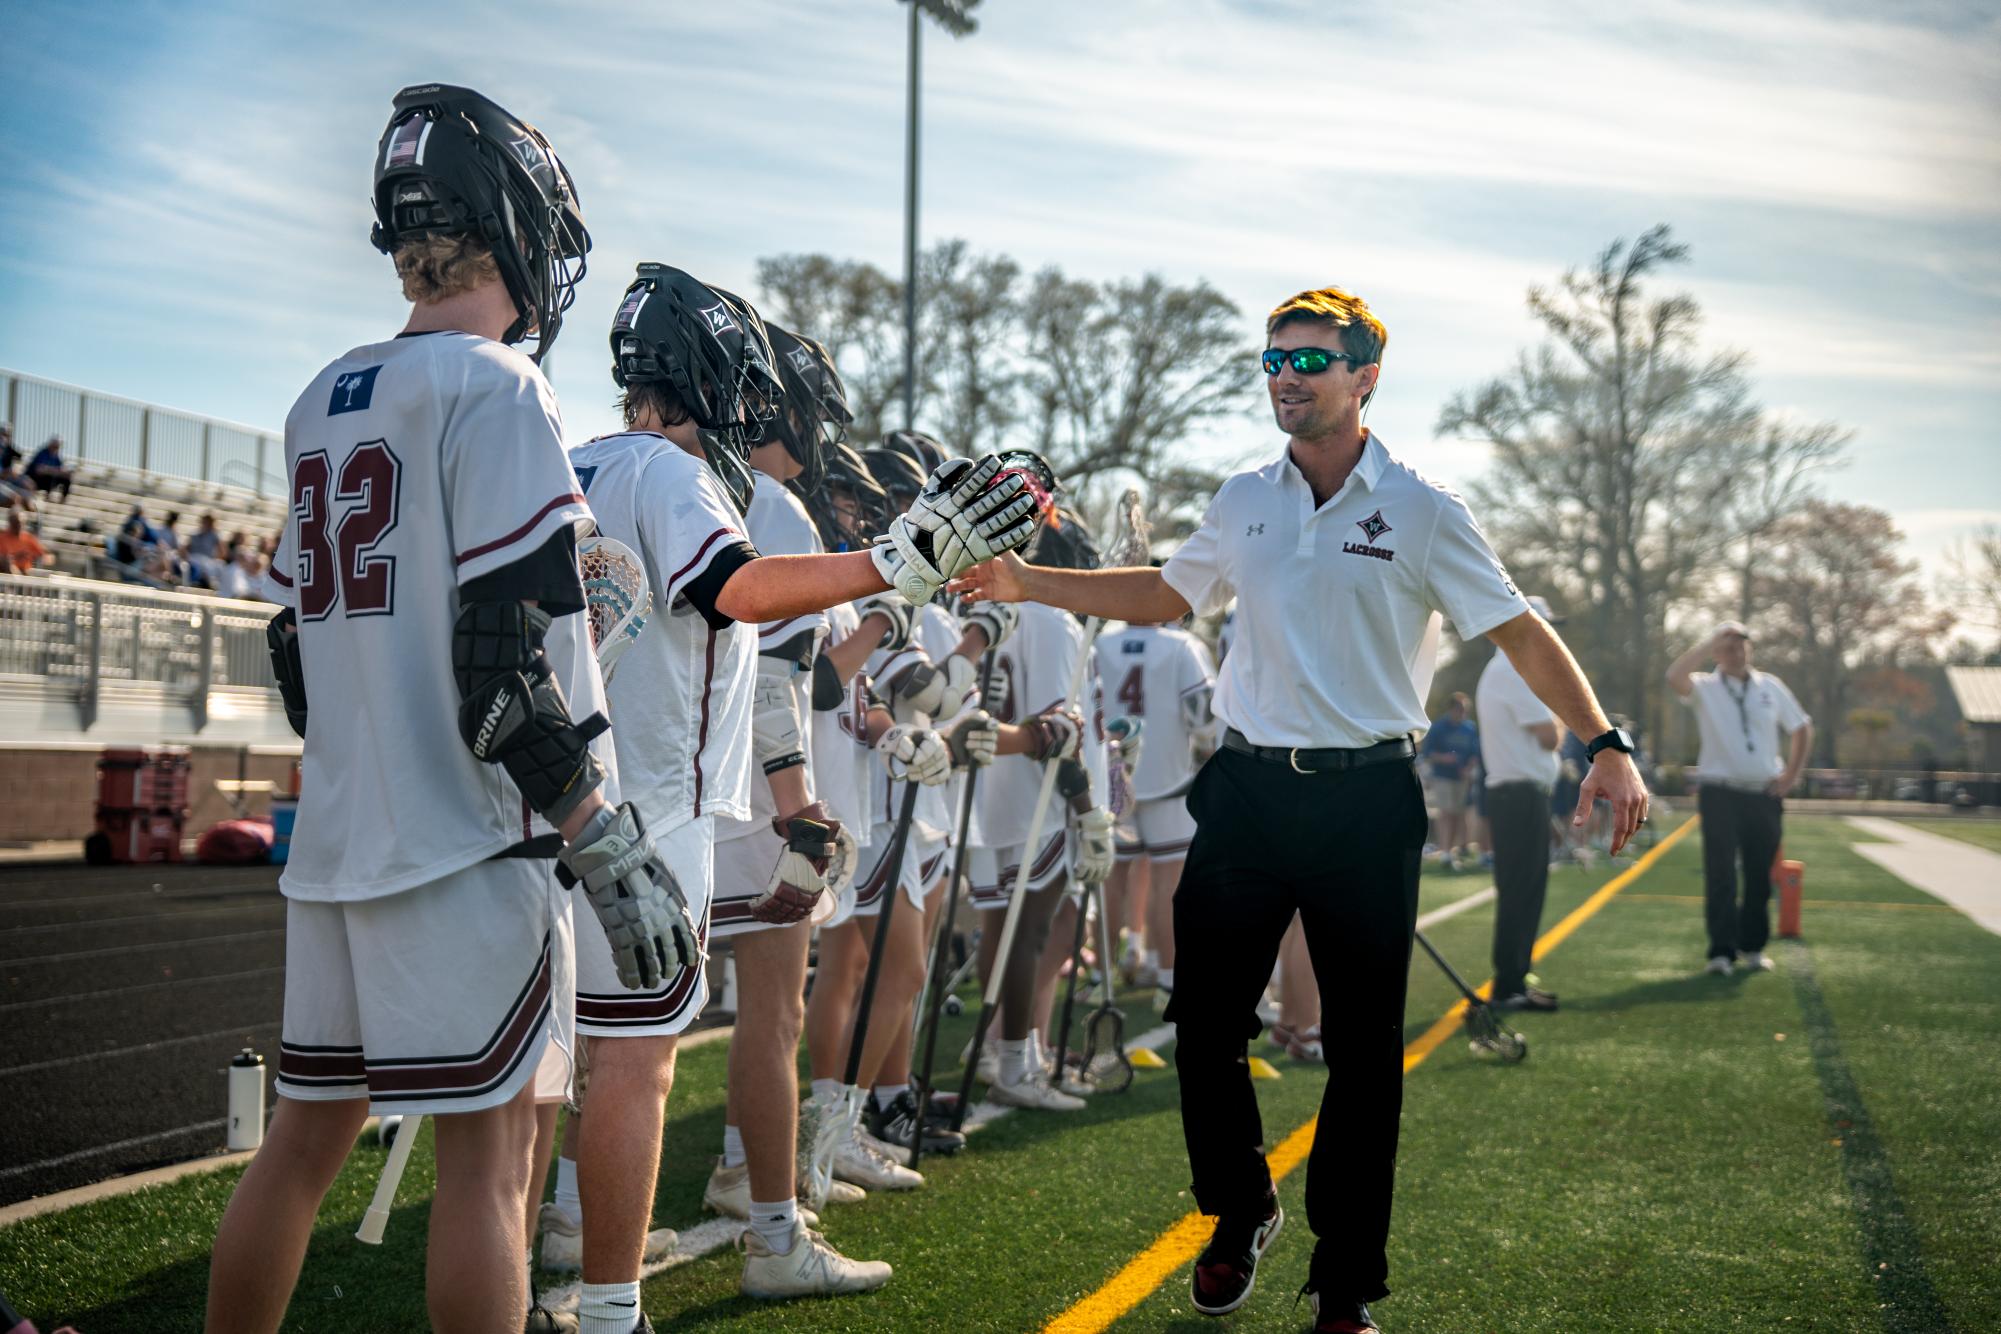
[1222,728,1415,774]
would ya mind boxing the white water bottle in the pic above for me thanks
[228,1048,266,1151]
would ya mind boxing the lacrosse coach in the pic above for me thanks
[952,286,1648,1331]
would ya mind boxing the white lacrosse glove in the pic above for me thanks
[878,723,953,786]
[869,455,1038,603]
[941,653,979,718]
[750,801,844,924]
[883,655,949,723]
[558,802,702,991]
[940,709,999,769]
[1070,806,1116,886]
[855,592,915,652]
[826,820,861,896]
[1022,707,1085,763]
[959,598,1019,652]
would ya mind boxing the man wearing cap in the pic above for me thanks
[1667,623,1813,974]
[952,285,1648,1334]
[1475,595,1566,1011]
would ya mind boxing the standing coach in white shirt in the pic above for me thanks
[953,286,1648,1332]
[1666,622,1812,974]
[1476,595,1566,1012]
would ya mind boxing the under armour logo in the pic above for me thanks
[1246,523,1265,536]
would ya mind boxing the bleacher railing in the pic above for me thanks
[3,367,283,499]
[0,573,279,735]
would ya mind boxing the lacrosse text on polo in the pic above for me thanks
[1163,432,1526,751]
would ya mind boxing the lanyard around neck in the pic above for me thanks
[1722,674,1755,753]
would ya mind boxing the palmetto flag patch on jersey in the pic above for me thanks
[329,366,381,416]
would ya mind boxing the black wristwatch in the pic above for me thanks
[1585,728,1635,762]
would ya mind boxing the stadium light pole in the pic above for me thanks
[900,0,980,431]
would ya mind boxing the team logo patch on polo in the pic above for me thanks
[1356,509,1391,542]
[328,366,381,416]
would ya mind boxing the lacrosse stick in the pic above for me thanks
[356,1112,421,1244]
[1414,930,1528,1063]
[1047,881,1095,1096]
[951,490,1150,1129]
[908,651,995,1168]
[1080,880,1133,1091]
[578,533,652,681]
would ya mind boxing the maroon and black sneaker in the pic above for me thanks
[1189,1191,1283,1316]
[1302,1287,1379,1333]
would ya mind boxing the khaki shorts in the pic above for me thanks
[277,858,574,1115]
[574,815,714,1038]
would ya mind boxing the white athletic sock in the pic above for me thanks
[552,1155,582,1223]
[722,1124,747,1169]
[997,1036,1034,1085]
[810,1077,842,1103]
[749,1197,799,1255]
[875,1082,909,1107]
[1158,967,1174,990]
[578,1280,642,1334]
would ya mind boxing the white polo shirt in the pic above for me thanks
[1161,434,1528,750]
[1684,669,1809,785]
[1475,649,1559,788]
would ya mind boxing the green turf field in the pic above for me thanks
[1896,816,2001,855]
[4,815,1997,1332]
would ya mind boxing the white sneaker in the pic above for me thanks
[823,1177,867,1206]
[961,1034,999,1085]
[702,1157,822,1227]
[987,1072,1086,1111]
[1704,956,1734,976]
[1739,951,1775,972]
[537,1202,677,1273]
[833,1128,924,1191]
[739,1218,892,1299]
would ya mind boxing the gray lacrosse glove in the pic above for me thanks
[869,455,1038,603]
[1070,805,1116,886]
[878,723,953,786]
[558,803,701,991]
[941,709,999,769]
[960,597,1019,652]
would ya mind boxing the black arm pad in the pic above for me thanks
[764,626,819,672]
[811,653,846,712]
[1055,758,1092,803]
[265,607,308,739]
[454,600,607,825]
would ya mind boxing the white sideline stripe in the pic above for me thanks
[0,1118,227,1183]
[1844,817,2001,938]
[537,1020,1186,1312]
[1417,884,1496,931]
[0,1020,283,1078]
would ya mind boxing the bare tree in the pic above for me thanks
[1940,523,2001,638]
[1437,225,1759,742]
[1725,416,1850,621]
[755,253,910,443]
[925,240,1024,458]
[1756,501,1951,765]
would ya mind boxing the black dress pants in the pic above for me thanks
[1697,784,1784,959]
[1164,746,1426,1303]
[1486,780,1552,998]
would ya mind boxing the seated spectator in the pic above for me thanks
[0,462,36,511]
[0,423,18,473]
[0,510,53,574]
[188,513,221,560]
[215,544,260,599]
[112,504,157,566]
[28,436,73,501]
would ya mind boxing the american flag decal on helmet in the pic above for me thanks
[384,114,430,170]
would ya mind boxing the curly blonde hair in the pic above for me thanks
[392,233,500,303]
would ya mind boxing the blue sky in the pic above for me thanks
[3,0,1997,598]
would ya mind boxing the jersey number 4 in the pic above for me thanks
[293,440,403,620]
[1117,665,1145,717]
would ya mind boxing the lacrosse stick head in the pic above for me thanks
[1465,1004,1529,1063]
[1082,1003,1133,1093]
[577,534,652,681]
[1103,487,1152,569]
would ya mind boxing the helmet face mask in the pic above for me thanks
[766,326,852,497]
[608,264,771,513]
[370,84,590,362]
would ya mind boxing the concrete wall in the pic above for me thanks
[0,745,300,843]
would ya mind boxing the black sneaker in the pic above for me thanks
[869,1089,967,1154]
[1301,1286,1378,1333]
[1494,986,1558,1012]
[1190,1190,1283,1316]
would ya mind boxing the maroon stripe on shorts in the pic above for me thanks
[576,921,710,1026]
[365,934,552,1094]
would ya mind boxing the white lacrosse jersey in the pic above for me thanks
[715,474,826,842]
[912,601,967,840]
[1096,624,1217,800]
[565,430,759,835]
[974,601,1107,848]
[811,600,874,831]
[268,331,596,902]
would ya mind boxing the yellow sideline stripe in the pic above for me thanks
[1042,816,1697,1334]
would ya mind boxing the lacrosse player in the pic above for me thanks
[206,84,696,1334]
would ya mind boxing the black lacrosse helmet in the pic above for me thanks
[766,326,851,496]
[1032,503,1100,571]
[882,429,947,477]
[370,83,590,362]
[707,286,785,441]
[794,442,894,553]
[860,447,928,510]
[608,263,771,512]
